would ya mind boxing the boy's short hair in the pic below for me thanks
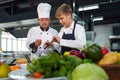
[55,3,72,18]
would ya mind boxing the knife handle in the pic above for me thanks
[25,54,31,63]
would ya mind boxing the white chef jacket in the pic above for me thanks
[26,26,59,59]
[58,21,86,49]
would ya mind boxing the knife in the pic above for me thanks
[44,41,53,50]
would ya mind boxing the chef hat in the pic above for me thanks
[37,3,51,18]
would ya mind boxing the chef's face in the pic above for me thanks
[57,13,71,28]
[38,18,50,29]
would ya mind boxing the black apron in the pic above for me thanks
[61,21,79,54]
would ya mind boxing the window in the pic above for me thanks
[7,38,12,51]
[13,39,17,51]
[1,38,7,51]
[1,31,29,51]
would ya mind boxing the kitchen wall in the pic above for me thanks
[93,23,120,49]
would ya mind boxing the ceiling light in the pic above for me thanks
[93,17,103,21]
[78,4,99,11]
[0,0,14,4]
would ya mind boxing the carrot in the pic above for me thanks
[33,72,43,78]
[10,65,20,71]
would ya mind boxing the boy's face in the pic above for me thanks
[57,13,72,28]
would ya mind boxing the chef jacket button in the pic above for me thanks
[40,33,42,34]
[47,33,49,35]
[39,47,41,49]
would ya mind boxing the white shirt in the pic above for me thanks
[58,21,86,49]
[26,26,59,59]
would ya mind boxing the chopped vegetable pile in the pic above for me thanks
[27,51,82,80]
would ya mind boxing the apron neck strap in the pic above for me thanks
[73,20,76,33]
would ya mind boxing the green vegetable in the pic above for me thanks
[59,55,83,80]
[27,51,83,80]
[72,63,108,80]
[83,44,103,62]
[82,58,92,63]
[58,65,67,76]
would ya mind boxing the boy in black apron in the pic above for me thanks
[52,3,86,54]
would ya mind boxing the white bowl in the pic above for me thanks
[19,64,27,69]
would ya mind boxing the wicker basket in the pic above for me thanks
[99,64,120,80]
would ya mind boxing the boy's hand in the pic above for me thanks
[52,36,60,43]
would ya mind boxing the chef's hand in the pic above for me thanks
[52,36,60,43]
[34,39,42,47]
[43,41,52,49]
[31,39,41,53]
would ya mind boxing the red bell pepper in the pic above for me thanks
[102,47,109,55]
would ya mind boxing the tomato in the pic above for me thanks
[33,72,43,78]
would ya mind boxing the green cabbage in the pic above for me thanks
[72,63,108,80]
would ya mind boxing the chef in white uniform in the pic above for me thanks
[26,3,59,59]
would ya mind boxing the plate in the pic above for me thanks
[8,69,67,80]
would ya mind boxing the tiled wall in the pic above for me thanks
[94,23,120,49]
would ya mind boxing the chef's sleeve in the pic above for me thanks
[51,42,60,51]
[26,28,35,50]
